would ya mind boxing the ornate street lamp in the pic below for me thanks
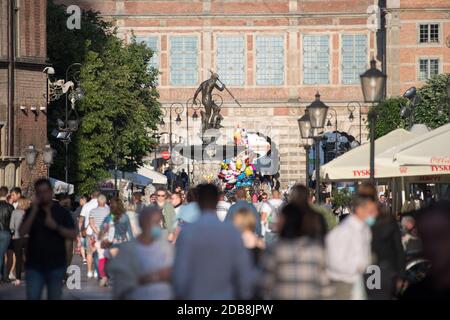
[446,81,450,123]
[42,144,55,165]
[298,109,312,195]
[347,101,363,144]
[298,108,312,139]
[298,93,330,204]
[24,143,56,177]
[308,92,329,129]
[360,58,387,182]
[25,145,37,168]
[360,59,387,103]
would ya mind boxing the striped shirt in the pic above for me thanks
[262,237,335,300]
[89,206,110,234]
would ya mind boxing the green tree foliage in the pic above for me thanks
[331,188,352,210]
[414,73,450,129]
[47,1,161,194]
[47,1,112,183]
[75,36,161,194]
[370,73,450,138]
[371,97,407,138]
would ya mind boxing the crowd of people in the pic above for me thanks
[1,178,450,300]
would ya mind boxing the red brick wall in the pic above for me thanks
[0,0,48,190]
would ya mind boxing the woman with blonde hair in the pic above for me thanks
[232,207,265,267]
[9,197,31,285]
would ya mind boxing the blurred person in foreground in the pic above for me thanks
[326,195,378,300]
[402,201,450,299]
[357,182,406,300]
[108,206,173,299]
[173,184,255,299]
[58,195,75,268]
[288,184,327,241]
[232,207,265,267]
[19,179,76,300]
[225,188,262,236]
[262,203,334,300]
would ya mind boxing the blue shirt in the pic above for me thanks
[225,200,262,236]
[173,213,255,300]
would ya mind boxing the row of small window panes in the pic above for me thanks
[216,36,246,85]
[419,24,439,43]
[419,59,439,81]
[136,35,372,86]
[255,36,285,85]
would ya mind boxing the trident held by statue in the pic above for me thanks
[208,69,242,107]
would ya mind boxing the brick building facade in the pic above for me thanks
[57,0,450,187]
[0,0,48,193]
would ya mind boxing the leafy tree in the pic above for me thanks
[47,1,161,193]
[414,73,450,129]
[74,36,161,194]
[370,73,450,138]
[47,0,112,183]
[331,188,352,210]
[371,97,407,138]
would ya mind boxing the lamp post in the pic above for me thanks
[447,82,450,123]
[24,143,56,194]
[298,93,329,204]
[347,101,363,144]
[360,58,387,183]
[326,108,339,157]
[160,98,203,187]
[298,109,312,194]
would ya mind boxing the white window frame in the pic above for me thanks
[340,33,369,85]
[215,34,246,86]
[169,35,200,87]
[254,34,286,86]
[302,34,331,85]
[417,22,441,45]
[417,57,441,81]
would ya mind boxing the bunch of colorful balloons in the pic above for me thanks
[218,156,257,191]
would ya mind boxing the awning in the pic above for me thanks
[137,165,167,185]
[109,170,153,187]
[50,177,74,195]
[319,129,419,181]
[394,123,450,167]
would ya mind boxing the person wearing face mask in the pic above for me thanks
[325,195,378,299]
[107,206,174,300]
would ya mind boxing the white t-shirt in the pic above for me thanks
[216,200,231,222]
[80,198,98,236]
[260,199,284,233]
[128,239,174,300]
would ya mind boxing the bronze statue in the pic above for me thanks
[193,72,225,133]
